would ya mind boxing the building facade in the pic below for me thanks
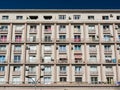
[0,9,120,90]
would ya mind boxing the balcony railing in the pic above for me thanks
[87,38,99,43]
[71,38,84,43]
[102,39,113,43]
[74,29,81,33]
[89,49,97,53]
[15,30,22,33]
[0,71,5,75]
[27,38,39,43]
[88,59,98,64]
[104,49,112,53]
[44,50,52,53]
[74,60,83,63]
[28,71,36,75]
[0,60,7,64]
[56,39,69,43]
[12,39,23,43]
[13,60,21,63]
[0,39,8,43]
[12,71,21,75]
[88,30,96,33]
[28,50,37,53]
[14,50,22,53]
[44,72,52,75]
[41,39,53,42]
[105,71,114,75]
[103,29,110,33]
[58,60,68,63]
[59,50,67,53]
[44,29,52,33]
[0,49,6,53]
[59,71,67,75]
[59,30,66,33]
[0,29,8,33]
[29,29,37,33]
[27,60,37,63]
[74,50,82,54]
[90,71,98,75]
[75,71,83,75]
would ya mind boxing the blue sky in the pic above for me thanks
[0,0,120,9]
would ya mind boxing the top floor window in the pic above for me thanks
[2,16,9,20]
[102,16,109,20]
[88,16,94,20]
[73,15,80,20]
[117,16,120,20]
[59,15,66,20]
[16,16,23,20]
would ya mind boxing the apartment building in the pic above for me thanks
[0,9,120,90]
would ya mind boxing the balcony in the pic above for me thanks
[90,71,98,75]
[117,29,120,33]
[88,30,96,34]
[28,71,36,75]
[87,38,99,43]
[104,49,112,53]
[29,29,37,33]
[0,71,5,75]
[74,60,83,64]
[103,29,110,33]
[13,60,21,63]
[88,59,99,64]
[0,49,6,53]
[41,39,54,43]
[15,30,22,33]
[71,38,84,43]
[102,39,114,43]
[59,71,67,76]
[28,50,37,53]
[27,60,37,63]
[58,60,68,63]
[0,29,8,33]
[89,49,97,53]
[44,50,52,54]
[12,71,21,75]
[0,39,8,43]
[56,39,69,43]
[59,50,67,54]
[0,60,7,64]
[59,30,66,34]
[13,39,23,43]
[74,29,81,33]
[75,71,83,76]
[27,38,39,43]
[105,71,114,75]
[14,50,22,53]
[44,72,52,76]
[44,29,52,33]
[74,50,82,54]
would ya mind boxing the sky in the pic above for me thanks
[0,0,120,9]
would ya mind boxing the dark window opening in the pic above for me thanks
[28,16,38,19]
[44,16,52,20]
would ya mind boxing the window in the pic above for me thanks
[74,25,80,31]
[28,77,35,84]
[103,25,109,30]
[15,25,24,31]
[29,35,36,42]
[88,16,94,20]
[60,77,67,82]
[73,15,80,20]
[74,45,81,50]
[2,16,9,20]
[90,55,97,61]
[29,45,36,51]
[0,77,5,84]
[13,66,20,71]
[117,16,120,20]
[44,35,51,42]
[106,66,112,72]
[74,35,80,42]
[15,35,22,42]
[12,77,20,84]
[44,77,51,84]
[43,16,52,20]
[75,77,82,82]
[104,35,111,41]
[88,25,95,30]
[28,16,38,19]
[89,45,96,51]
[14,45,21,51]
[29,55,36,62]
[106,77,113,84]
[60,66,66,72]
[0,55,5,63]
[59,15,66,20]
[0,35,7,41]
[14,55,21,62]
[59,45,66,52]
[59,25,66,32]
[0,45,6,51]
[44,66,51,72]
[44,45,51,52]
[59,35,66,40]
[102,16,109,20]
[75,66,82,72]
[90,66,97,72]
[16,16,23,20]
[91,77,98,84]
[44,55,51,63]
[45,25,51,31]
[0,66,5,71]
[104,45,111,51]
[0,25,8,31]
[29,66,36,72]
